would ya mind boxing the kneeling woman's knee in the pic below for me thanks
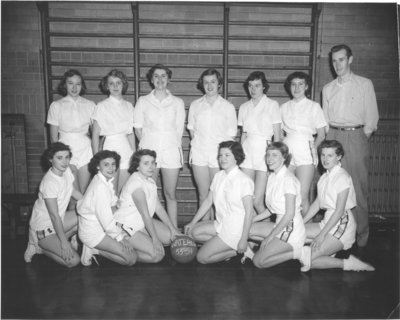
[153,251,165,263]
[252,254,263,269]
[196,250,210,264]
[125,252,137,266]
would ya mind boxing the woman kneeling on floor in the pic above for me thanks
[299,140,375,272]
[77,150,137,266]
[184,141,255,264]
[249,142,306,268]
[24,142,82,267]
[113,149,181,263]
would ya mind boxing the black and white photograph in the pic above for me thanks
[1,1,399,319]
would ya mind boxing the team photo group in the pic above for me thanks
[24,43,378,273]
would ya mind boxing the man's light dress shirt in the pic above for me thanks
[322,73,379,135]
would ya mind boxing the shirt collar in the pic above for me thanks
[223,165,240,178]
[274,165,287,178]
[64,95,81,104]
[336,72,354,86]
[97,172,115,186]
[150,89,172,105]
[326,163,341,177]
[201,94,222,106]
[291,96,307,105]
[133,171,157,185]
[251,94,267,108]
[109,95,123,104]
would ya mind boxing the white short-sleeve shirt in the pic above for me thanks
[281,97,327,140]
[265,166,303,222]
[47,96,96,134]
[92,96,134,136]
[238,94,281,139]
[210,166,254,234]
[133,90,185,150]
[77,172,120,237]
[114,172,158,223]
[30,167,74,231]
[318,164,356,221]
[187,95,237,151]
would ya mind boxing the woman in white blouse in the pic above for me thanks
[248,142,306,268]
[113,149,181,263]
[184,141,254,264]
[188,69,238,220]
[300,140,374,272]
[92,69,136,194]
[133,64,185,227]
[47,69,96,193]
[24,142,82,267]
[238,71,282,214]
[77,150,137,267]
[281,72,327,215]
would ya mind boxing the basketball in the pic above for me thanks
[170,235,197,263]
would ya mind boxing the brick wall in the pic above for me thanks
[1,2,47,192]
[1,114,29,193]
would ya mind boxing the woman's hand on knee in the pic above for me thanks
[152,238,164,257]
[311,233,326,252]
[184,222,195,236]
[60,240,75,263]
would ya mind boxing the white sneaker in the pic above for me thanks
[81,245,99,266]
[241,246,255,264]
[24,228,43,263]
[344,255,375,272]
[24,243,37,263]
[300,246,311,272]
[70,235,78,251]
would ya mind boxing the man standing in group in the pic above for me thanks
[322,44,379,250]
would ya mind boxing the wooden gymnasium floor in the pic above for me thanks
[1,222,399,320]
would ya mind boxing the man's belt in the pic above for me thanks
[329,124,364,131]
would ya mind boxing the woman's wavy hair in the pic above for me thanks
[318,139,345,158]
[57,69,87,96]
[88,150,121,176]
[218,140,245,166]
[40,142,72,171]
[146,64,172,89]
[243,71,270,98]
[99,69,129,95]
[128,149,157,174]
[197,68,223,94]
[284,71,312,99]
[265,142,292,168]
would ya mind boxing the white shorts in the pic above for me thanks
[284,135,318,167]
[214,220,243,250]
[36,226,56,240]
[320,210,356,250]
[275,219,306,250]
[59,132,92,169]
[189,146,219,168]
[114,208,147,237]
[140,146,183,169]
[103,134,134,170]
[240,135,270,172]
[78,217,116,248]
